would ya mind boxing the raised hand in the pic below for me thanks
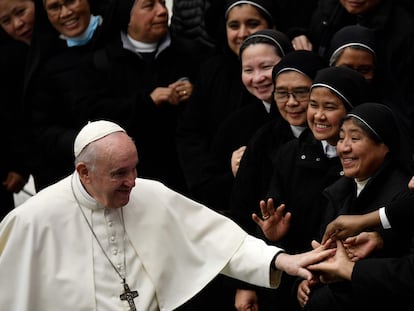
[252,198,291,242]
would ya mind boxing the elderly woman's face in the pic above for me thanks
[44,0,91,38]
[128,0,168,43]
[274,71,312,127]
[0,0,35,44]
[337,119,389,181]
[226,4,270,56]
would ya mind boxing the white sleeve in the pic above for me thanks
[379,207,391,229]
[220,235,284,288]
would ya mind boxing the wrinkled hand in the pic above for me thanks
[2,171,26,193]
[275,239,336,281]
[291,35,313,51]
[234,289,258,311]
[231,146,247,177]
[252,198,291,242]
[308,240,354,281]
[343,231,383,261]
[308,240,341,284]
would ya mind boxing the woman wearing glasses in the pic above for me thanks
[253,66,373,310]
[229,49,326,311]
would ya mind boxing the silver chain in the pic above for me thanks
[71,177,128,284]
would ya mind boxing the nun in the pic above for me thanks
[258,66,373,310]
[301,102,414,311]
[230,49,327,311]
[328,24,377,83]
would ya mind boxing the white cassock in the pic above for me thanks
[0,173,283,311]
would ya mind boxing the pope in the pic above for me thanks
[0,120,334,311]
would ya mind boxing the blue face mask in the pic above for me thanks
[66,14,101,47]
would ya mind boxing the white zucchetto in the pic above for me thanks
[74,120,126,157]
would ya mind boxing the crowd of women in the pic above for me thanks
[1,0,414,310]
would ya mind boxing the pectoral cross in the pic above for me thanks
[120,282,139,311]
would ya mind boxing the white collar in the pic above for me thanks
[121,31,171,58]
[73,171,104,210]
[355,177,370,197]
[290,125,307,138]
[321,140,337,158]
[262,100,271,113]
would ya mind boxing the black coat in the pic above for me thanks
[27,43,95,190]
[266,128,343,253]
[194,100,279,212]
[176,51,256,199]
[351,193,414,308]
[238,128,343,311]
[24,0,110,191]
[0,39,31,216]
[229,118,296,233]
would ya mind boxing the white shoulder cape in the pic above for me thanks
[0,174,280,311]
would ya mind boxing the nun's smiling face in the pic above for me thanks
[307,87,348,145]
[241,43,281,102]
[337,118,389,181]
[226,4,270,56]
[128,0,168,43]
[44,0,91,38]
[274,71,312,127]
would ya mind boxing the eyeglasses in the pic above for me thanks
[274,87,310,103]
[45,0,80,16]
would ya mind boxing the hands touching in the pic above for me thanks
[274,240,336,281]
[307,239,354,281]
[321,212,380,244]
[297,239,353,308]
[297,231,382,308]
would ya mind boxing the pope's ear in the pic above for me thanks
[76,163,89,179]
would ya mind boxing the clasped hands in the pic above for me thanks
[150,78,193,106]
